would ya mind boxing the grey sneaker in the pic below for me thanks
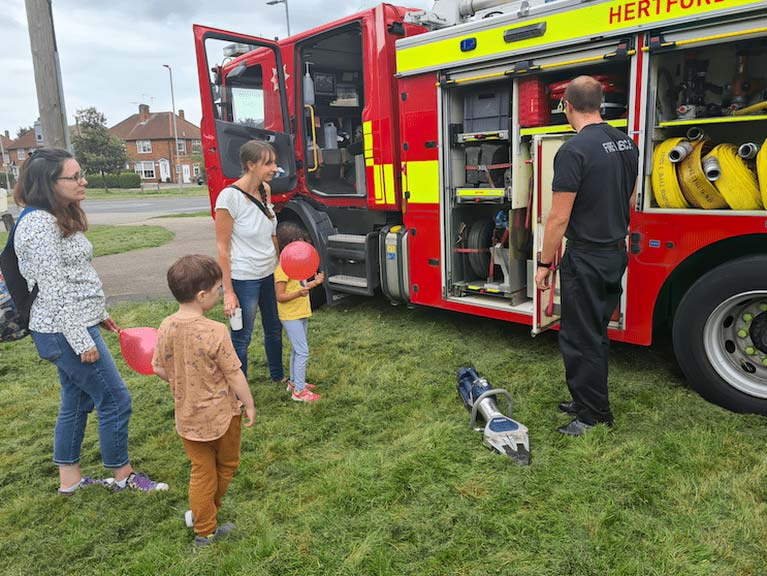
[113,472,169,493]
[57,476,111,496]
[193,523,235,547]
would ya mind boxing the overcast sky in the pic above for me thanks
[0,0,432,138]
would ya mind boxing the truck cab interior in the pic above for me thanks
[298,23,365,197]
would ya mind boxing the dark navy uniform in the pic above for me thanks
[552,122,639,425]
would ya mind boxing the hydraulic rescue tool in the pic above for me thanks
[456,366,530,465]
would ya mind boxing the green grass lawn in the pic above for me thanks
[0,225,174,257]
[154,211,212,219]
[1,298,766,575]
[4,187,208,203]
[84,185,209,200]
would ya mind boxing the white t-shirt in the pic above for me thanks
[215,186,278,280]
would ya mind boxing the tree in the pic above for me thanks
[71,107,128,190]
[16,125,33,138]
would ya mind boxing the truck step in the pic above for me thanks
[327,233,368,261]
[328,275,368,289]
[327,234,367,244]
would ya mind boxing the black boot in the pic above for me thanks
[557,401,577,416]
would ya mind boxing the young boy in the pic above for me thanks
[152,255,256,547]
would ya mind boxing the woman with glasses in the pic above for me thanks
[12,148,167,494]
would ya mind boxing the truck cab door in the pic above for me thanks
[531,134,570,336]
[194,26,297,209]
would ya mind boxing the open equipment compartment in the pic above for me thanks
[645,18,767,213]
[442,79,530,304]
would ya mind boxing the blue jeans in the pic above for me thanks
[282,318,309,392]
[31,326,132,469]
[231,276,284,381]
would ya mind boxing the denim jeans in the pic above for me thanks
[282,318,309,392]
[231,276,284,381]
[31,326,132,469]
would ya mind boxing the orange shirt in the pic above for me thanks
[152,314,242,441]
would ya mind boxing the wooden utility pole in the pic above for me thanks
[25,0,71,151]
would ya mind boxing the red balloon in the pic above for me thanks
[118,327,158,376]
[280,241,320,280]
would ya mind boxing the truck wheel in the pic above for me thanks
[672,255,767,414]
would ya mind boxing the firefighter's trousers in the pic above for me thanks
[558,243,628,425]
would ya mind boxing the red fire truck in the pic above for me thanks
[194,0,767,414]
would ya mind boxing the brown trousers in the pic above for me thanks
[181,415,242,536]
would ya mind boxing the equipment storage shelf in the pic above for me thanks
[520,119,627,137]
[645,26,767,212]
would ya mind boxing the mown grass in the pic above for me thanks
[1,298,766,575]
[84,185,208,200]
[0,225,174,257]
[154,211,212,219]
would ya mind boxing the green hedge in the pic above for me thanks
[91,172,142,189]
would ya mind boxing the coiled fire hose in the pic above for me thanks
[652,132,767,210]
[704,144,763,210]
[756,138,767,209]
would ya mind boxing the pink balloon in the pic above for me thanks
[280,241,320,281]
[118,327,158,376]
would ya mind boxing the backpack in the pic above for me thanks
[0,207,40,342]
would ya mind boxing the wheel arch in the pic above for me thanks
[652,233,767,335]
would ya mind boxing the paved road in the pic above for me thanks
[6,196,211,225]
[3,193,216,304]
[94,215,217,304]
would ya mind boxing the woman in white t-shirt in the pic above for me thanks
[214,141,284,383]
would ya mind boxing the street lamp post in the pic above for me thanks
[266,0,291,36]
[162,64,183,189]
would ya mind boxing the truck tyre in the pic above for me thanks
[672,255,767,414]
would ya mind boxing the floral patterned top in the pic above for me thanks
[15,210,107,354]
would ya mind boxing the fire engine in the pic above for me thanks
[193,0,767,414]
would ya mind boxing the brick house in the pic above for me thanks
[0,130,14,182]
[110,104,202,184]
[3,124,44,180]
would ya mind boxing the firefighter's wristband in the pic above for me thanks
[537,260,552,269]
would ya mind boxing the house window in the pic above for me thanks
[17,149,26,161]
[192,140,202,153]
[176,140,186,154]
[134,161,156,179]
[137,140,152,154]
[193,164,200,177]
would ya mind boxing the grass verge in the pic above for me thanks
[154,211,212,219]
[0,224,174,257]
[83,185,209,200]
[1,298,766,575]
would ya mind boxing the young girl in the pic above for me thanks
[274,223,324,403]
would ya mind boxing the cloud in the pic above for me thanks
[0,0,432,137]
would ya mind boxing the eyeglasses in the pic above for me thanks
[57,172,86,182]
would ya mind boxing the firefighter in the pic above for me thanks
[534,75,639,436]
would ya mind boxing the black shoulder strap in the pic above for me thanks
[229,184,272,219]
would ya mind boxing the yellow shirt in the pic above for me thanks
[275,264,312,321]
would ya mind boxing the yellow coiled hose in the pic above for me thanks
[653,137,767,210]
[757,138,767,209]
[678,140,728,209]
[651,138,690,209]
[705,144,763,210]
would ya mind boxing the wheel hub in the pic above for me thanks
[704,292,767,399]
[750,312,767,354]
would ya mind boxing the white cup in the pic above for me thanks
[229,307,243,331]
